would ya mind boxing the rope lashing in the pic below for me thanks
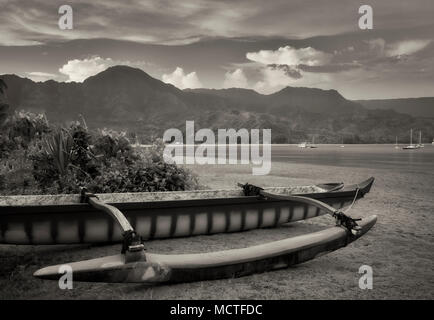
[80,187,98,203]
[332,211,361,232]
[238,182,362,235]
[238,183,264,197]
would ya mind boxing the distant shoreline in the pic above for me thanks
[134,143,432,147]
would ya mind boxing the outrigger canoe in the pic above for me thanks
[0,177,374,245]
[33,178,376,284]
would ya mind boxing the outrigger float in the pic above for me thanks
[0,178,376,284]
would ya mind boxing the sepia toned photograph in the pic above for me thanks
[0,0,433,304]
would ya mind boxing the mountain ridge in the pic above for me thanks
[1,66,433,143]
[356,97,434,118]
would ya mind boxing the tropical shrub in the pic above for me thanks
[92,129,137,164]
[27,122,199,194]
[0,111,50,159]
[0,149,36,194]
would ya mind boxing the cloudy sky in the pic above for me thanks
[0,0,433,99]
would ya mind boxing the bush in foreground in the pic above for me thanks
[0,112,199,195]
[27,122,199,194]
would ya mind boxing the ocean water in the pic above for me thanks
[271,144,434,173]
[162,143,434,174]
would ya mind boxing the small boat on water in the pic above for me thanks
[416,131,424,148]
[395,136,399,149]
[402,129,419,150]
[310,135,318,148]
[298,135,317,148]
[0,178,374,245]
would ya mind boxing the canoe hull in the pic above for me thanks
[0,178,374,245]
[34,215,377,284]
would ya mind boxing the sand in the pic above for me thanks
[0,160,433,299]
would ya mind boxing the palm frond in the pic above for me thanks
[44,129,74,176]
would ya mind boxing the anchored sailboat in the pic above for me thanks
[310,135,318,148]
[416,131,424,148]
[298,135,317,148]
[402,129,419,150]
[394,136,399,149]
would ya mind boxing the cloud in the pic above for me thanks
[59,57,117,82]
[253,66,330,94]
[246,46,332,67]
[2,0,433,48]
[385,39,431,57]
[366,38,386,56]
[26,71,58,82]
[58,56,153,82]
[366,38,431,58]
[162,67,202,89]
[223,68,248,88]
[267,64,301,79]
[245,45,332,93]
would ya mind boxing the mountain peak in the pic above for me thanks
[278,86,340,95]
[84,65,153,82]
[81,64,183,93]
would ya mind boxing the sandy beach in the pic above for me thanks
[1,148,433,299]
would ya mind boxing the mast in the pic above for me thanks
[410,129,413,145]
[419,130,422,145]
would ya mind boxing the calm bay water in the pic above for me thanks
[162,144,434,174]
[271,144,434,173]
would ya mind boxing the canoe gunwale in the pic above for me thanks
[0,177,374,216]
[0,189,364,215]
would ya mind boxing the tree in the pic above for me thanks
[0,79,9,126]
[0,78,7,96]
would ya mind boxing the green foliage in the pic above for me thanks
[0,78,7,96]
[43,128,74,176]
[5,116,199,195]
[69,122,97,178]
[85,140,198,193]
[0,149,37,194]
[0,111,199,195]
[92,129,138,164]
[0,111,50,159]
[0,103,9,127]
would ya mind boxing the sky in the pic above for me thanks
[0,0,433,99]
